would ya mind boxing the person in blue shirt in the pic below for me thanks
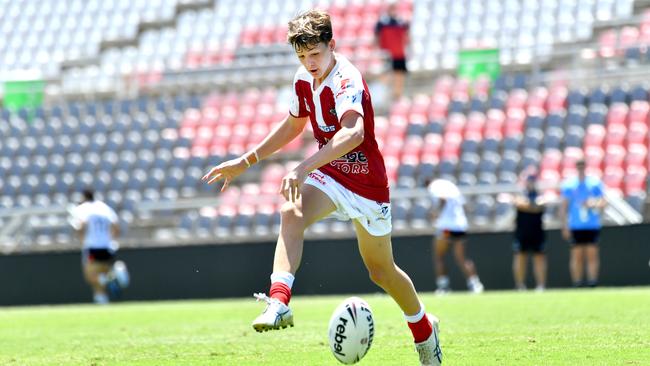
[559,160,606,287]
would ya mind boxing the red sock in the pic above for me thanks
[269,282,291,305]
[407,314,433,343]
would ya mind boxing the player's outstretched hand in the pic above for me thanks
[202,158,247,192]
[280,168,307,203]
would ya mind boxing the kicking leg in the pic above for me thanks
[253,185,335,332]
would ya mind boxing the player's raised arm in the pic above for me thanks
[202,113,308,191]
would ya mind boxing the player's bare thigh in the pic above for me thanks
[353,219,395,270]
[280,183,336,229]
[83,261,111,284]
[435,235,450,257]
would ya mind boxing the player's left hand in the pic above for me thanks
[202,158,247,192]
[280,168,307,203]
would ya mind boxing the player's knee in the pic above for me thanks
[366,263,393,286]
[280,201,303,223]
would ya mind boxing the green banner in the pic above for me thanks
[3,79,45,113]
[457,48,501,82]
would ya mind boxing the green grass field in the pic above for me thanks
[1,287,649,366]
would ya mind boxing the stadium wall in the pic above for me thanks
[1,224,649,306]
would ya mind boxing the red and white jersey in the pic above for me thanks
[289,54,389,202]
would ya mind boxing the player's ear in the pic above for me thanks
[329,39,336,52]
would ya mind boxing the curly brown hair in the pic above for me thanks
[287,9,333,52]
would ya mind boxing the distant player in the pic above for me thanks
[70,189,129,304]
[203,10,441,365]
[512,171,547,291]
[375,1,409,100]
[560,159,606,287]
[428,179,484,294]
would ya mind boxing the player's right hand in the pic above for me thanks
[202,158,248,192]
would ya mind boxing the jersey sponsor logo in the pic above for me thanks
[329,151,369,174]
[336,78,354,98]
[308,171,327,185]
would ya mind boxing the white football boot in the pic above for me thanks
[415,314,442,365]
[252,293,294,332]
[467,276,484,294]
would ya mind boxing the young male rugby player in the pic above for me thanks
[203,10,441,364]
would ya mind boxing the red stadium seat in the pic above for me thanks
[603,166,624,194]
[620,26,640,50]
[445,113,466,134]
[604,144,626,168]
[585,146,605,169]
[628,100,649,123]
[504,108,526,137]
[420,133,442,162]
[563,147,585,168]
[626,143,648,168]
[434,75,455,96]
[527,86,548,110]
[541,149,563,171]
[440,131,462,159]
[506,89,528,110]
[547,86,568,113]
[485,109,505,135]
[465,111,486,134]
[410,94,431,115]
[584,124,607,148]
[607,103,629,126]
[598,29,618,58]
[624,166,648,195]
[605,123,627,146]
[627,121,648,145]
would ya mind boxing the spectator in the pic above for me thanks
[428,179,484,294]
[513,171,547,291]
[375,1,409,100]
[560,160,606,287]
[69,189,129,304]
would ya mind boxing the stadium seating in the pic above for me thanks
[0,0,649,249]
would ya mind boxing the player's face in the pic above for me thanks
[295,40,335,81]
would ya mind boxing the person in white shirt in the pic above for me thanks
[70,190,125,304]
[428,179,484,294]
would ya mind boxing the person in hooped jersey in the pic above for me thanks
[428,179,484,295]
[560,159,606,287]
[70,189,129,304]
[512,171,547,291]
[203,10,442,365]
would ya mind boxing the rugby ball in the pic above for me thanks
[328,297,374,364]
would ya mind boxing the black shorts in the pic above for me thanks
[83,248,116,264]
[571,230,600,245]
[513,238,545,253]
[441,230,466,239]
[391,58,408,72]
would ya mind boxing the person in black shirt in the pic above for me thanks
[513,172,547,291]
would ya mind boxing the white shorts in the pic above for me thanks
[304,169,392,237]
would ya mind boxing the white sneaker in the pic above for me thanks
[415,314,442,365]
[251,293,294,332]
[468,277,484,294]
[434,287,451,296]
[112,260,130,288]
